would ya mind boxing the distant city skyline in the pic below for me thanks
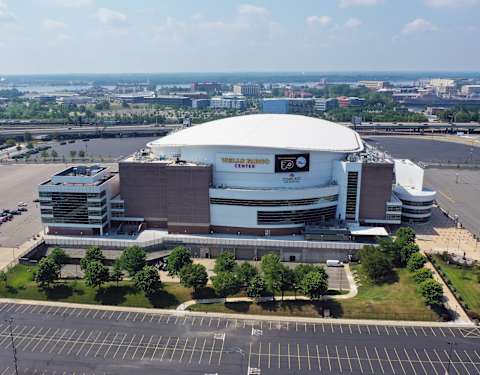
[0,0,479,74]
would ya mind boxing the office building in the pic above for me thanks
[262,98,315,115]
[314,98,338,112]
[233,83,261,97]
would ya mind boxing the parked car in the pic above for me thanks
[326,260,344,267]
[10,210,20,215]
[18,207,28,212]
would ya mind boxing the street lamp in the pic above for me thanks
[445,341,457,375]
[6,317,19,375]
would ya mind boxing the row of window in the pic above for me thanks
[210,195,338,207]
[400,199,434,207]
[402,207,433,215]
[257,205,337,225]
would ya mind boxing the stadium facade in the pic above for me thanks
[39,114,435,237]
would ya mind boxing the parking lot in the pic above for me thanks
[0,301,479,374]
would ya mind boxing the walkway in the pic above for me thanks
[0,231,43,272]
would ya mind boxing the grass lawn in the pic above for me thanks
[432,255,480,317]
[189,265,444,321]
[0,264,216,309]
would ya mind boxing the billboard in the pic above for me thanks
[274,154,310,173]
[215,153,274,173]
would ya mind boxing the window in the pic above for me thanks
[257,206,337,225]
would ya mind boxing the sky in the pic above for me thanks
[0,0,479,74]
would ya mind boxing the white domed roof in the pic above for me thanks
[148,114,363,153]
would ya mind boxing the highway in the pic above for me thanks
[0,301,479,374]
[0,122,479,138]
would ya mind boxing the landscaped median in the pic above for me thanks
[428,253,480,321]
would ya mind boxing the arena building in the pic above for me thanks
[39,114,435,240]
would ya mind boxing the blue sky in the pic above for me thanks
[0,0,478,74]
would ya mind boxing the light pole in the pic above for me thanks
[6,317,19,375]
[445,341,457,375]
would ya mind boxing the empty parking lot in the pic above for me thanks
[0,301,479,374]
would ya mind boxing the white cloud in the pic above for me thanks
[43,18,66,30]
[424,0,478,8]
[0,0,15,22]
[402,18,437,34]
[237,4,269,17]
[339,0,382,8]
[95,8,128,27]
[306,15,331,27]
[54,0,95,7]
[344,17,363,28]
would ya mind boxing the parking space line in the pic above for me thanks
[384,326,390,336]
[316,344,322,371]
[364,347,374,374]
[287,343,291,369]
[336,345,342,373]
[104,333,119,358]
[84,331,102,357]
[40,328,61,353]
[448,328,456,337]
[393,326,399,336]
[430,327,437,337]
[423,349,439,375]
[112,333,127,359]
[375,326,381,335]
[0,367,10,375]
[433,349,447,373]
[306,344,311,371]
[0,303,8,312]
[278,343,281,369]
[463,350,480,373]
[374,347,384,374]
[257,342,262,369]
[297,343,302,370]
[453,349,471,375]
[403,348,417,375]
[444,350,460,375]
[218,335,225,366]
[393,347,406,375]
[49,328,69,353]
[161,336,171,361]
[132,312,139,321]
[326,345,331,372]
[413,348,428,375]
[150,335,162,360]
[94,332,111,357]
[57,329,78,355]
[189,337,197,364]
[4,326,27,349]
[141,335,153,360]
[31,327,52,352]
[345,346,352,372]
[339,324,343,334]
[402,326,408,336]
[171,337,180,362]
[355,346,363,374]
[0,325,13,346]
[384,347,395,374]
[366,325,371,335]
[438,328,446,337]
[131,334,145,360]
[180,338,188,363]
[141,313,148,322]
[122,335,136,360]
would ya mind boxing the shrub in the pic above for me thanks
[412,268,433,284]
[406,253,427,272]
[418,279,444,306]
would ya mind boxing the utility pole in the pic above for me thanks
[6,317,19,375]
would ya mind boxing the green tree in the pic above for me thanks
[236,262,257,287]
[260,253,283,293]
[395,227,416,246]
[211,272,240,299]
[34,257,60,288]
[359,245,393,283]
[278,266,296,300]
[49,247,70,267]
[300,270,329,300]
[51,149,58,159]
[78,150,85,159]
[400,243,420,266]
[119,246,146,276]
[214,251,237,274]
[80,246,105,271]
[134,265,162,296]
[247,275,266,302]
[179,263,208,292]
[41,150,49,159]
[406,252,427,272]
[26,142,34,149]
[419,279,444,306]
[69,150,77,159]
[166,247,192,276]
[110,260,124,286]
[413,268,434,284]
[84,261,109,289]
[0,271,7,286]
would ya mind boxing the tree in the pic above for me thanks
[26,142,34,149]
[247,275,266,302]
[359,245,393,283]
[300,270,329,300]
[80,246,105,271]
[41,150,49,159]
[400,243,420,266]
[84,261,110,289]
[34,257,60,288]
[260,253,283,293]
[166,247,192,276]
[211,272,240,299]
[179,263,208,292]
[78,150,85,159]
[278,266,296,300]
[214,251,237,274]
[236,262,257,286]
[0,271,7,286]
[119,246,146,276]
[413,268,434,284]
[110,260,124,286]
[51,149,58,159]
[134,265,162,296]
[70,150,77,159]
[419,279,444,306]
[407,252,427,272]
[49,247,70,267]
[395,227,416,245]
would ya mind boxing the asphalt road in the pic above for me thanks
[0,301,479,375]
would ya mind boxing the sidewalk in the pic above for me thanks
[177,263,358,311]
[0,231,43,272]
